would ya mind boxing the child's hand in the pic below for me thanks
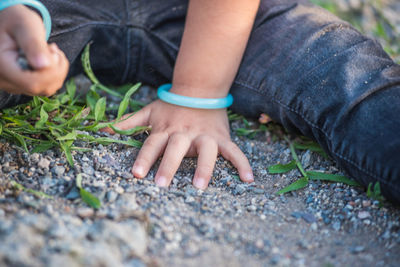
[104,100,254,189]
[0,5,69,96]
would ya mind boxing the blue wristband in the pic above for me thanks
[0,0,51,40]
[157,84,233,109]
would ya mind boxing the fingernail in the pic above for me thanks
[155,176,169,187]
[34,54,50,68]
[193,178,207,190]
[132,165,144,177]
[244,172,254,182]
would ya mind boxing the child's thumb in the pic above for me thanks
[13,24,51,69]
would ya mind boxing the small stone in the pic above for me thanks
[30,153,40,164]
[291,211,317,223]
[310,222,318,231]
[270,254,280,265]
[301,150,312,168]
[125,259,146,267]
[53,165,65,177]
[77,207,94,218]
[82,165,95,176]
[350,245,365,254]
[122,172,134,179]
[362,200,371,207]
[358,211,371,219]
[252,188,265,194]
[234,184,246,195]
[66,187,80,200]
[106,191,118,202]
[247,205,257,212]
[38,158,50,169]
[332,221,341,231]
[115,186,124,194]
[143,187,157,196]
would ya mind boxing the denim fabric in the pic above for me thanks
[1,0,399,203]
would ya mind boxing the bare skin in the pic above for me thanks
[107,0,261,189]
[0,5,68,96]
[0,1,260,190]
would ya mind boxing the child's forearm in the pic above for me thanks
[171,0,260,98]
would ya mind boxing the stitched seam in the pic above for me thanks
[121,28,131,83]
[232,80,398,189]
[50,22,122,38]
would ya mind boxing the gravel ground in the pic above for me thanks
[1,1,400,267]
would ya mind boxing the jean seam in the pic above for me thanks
[233,80,398,190]
[120,0,130,83]
[50,22,123,38]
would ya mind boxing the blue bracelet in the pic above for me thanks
[0,0,51,40]
[157,84,233,109]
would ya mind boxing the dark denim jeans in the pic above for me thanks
[1,0,400,203]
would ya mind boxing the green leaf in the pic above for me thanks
[66,78,76,101]
[276,177,309,195]
[76,173,101,210]
[57,130,78,141]
[10,180,52,199]
[32,96,41,107]
[86,88,100,111]
[31,142,54,153]
[110,125,149,136]
[293,141,329,159]
[76,173,83,188]
[307,171,361,186]
[285,137,309,180]
[41,99,60,112]
[117,83,141,119]
[35,106,49,128]
[80,188,101,209]
[94,97,106,122]
[60,141,74,167]
[81,43,100,85]
[14,133,29,153]
[268,160,296,174]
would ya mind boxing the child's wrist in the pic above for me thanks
[169,83,230,99]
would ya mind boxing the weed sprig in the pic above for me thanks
[0,44,148,208]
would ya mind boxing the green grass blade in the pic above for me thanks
[81,43,100,85]
[276,176,309,195]
[35,106,49,128]
[92,137,142,148]
[110,125,150,136]
[117,83,141,119]
[57,130,78,141]
[76,173,83,188]
[80,188,101,209]
[10,180,52,199]
[268,160,296,174]
[293,141,329,159]
[76,173,101,209]
[94,97,106,122]
[66,78,76,103]
[31,142,55,153]
[285,137,309,180]
[307,171,361,186]
[60,141,74,167]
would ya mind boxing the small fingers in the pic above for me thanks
[132,132,169,178]
[220,141,254,183]
[12,10,50,69]
[192,136,218,190]
[155,133,191,187]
